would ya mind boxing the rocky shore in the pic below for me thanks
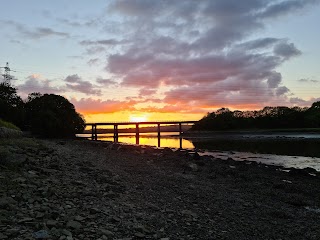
[1,137,320,239]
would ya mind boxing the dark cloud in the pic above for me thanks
[273,41,301,59]
[259,0,317,19]
[29,27,69,38]
[96,77,117,86]
[267,72,282,88]
[276,86,290,96]
[64,74,101,95]
[80,39,126,46]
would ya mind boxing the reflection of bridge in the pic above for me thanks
[85,121,197,147]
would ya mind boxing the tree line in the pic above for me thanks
[191,102,320,131]
[0,82,85,138]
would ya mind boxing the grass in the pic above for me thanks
[0,119,20,130]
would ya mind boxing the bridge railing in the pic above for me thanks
[83,121,197,146]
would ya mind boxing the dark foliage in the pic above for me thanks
[192,102,320,131]
[0,82,25,128]
[25,93,85,138]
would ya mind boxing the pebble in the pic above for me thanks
[99,229,114,236]
[66,220,82,230]
[33,230,50,239]
[0,233,7,239]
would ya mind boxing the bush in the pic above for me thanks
[25,94,85,138]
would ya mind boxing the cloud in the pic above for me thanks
[70,97,136,114]
[1,20,69,39]
[85,46,106,55]
[259,0,317,19]
[273,41,301,59]
[80,39,126,46]
[290,97,320,106]
[57,18,98,28]
[276,86,290,96]
[139,88,157,96]
[64,74,101,95]
[298,78,319,83]
[87,58,100,66]
[267,72,282,88]
[28,27,69,38]
[96,77,117,86]
[97,0,318,111]
[17,74,64,97]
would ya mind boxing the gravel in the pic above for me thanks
[0,138,319,239]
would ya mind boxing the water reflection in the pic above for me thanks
[77,132,320,171]
[80,132,195,149]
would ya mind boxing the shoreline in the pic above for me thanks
[1,137,320,239]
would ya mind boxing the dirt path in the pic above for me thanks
[1,138,319,239]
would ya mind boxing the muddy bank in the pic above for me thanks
[1,138,320,239]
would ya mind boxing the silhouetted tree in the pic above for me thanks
[0,82,25,128]
[25,93,85,137]
[191,102,319,131]
[304,101,320,127]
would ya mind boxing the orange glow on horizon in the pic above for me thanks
[82,111,203,123]
[129,114,149,122]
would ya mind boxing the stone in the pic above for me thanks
[61,229,72,237]
[47,219,58,227]
[100,229,114,236]
[18,217,34,223]
[33,230,50,239]
[181,210,198,218]
[134,232,145,238]
[74,215,85,221]
[187,163,198,172]
[0,197,17,208]
[66,220,82,230]
[0,232,8,239]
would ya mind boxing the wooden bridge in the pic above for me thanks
[85,121,197,147]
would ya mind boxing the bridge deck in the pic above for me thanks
[85,121,197,126]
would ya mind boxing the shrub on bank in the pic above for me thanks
[25,94,85,138]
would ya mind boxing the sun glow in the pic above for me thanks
[129,114,148,122]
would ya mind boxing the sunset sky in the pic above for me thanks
[1,0,319,122]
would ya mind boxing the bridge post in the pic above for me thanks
[135,123,139,144]
[91,124,94,140]
[94,124,97,140]
[157,123,160,147]
[114,124,118,142]
[179,122,182,135]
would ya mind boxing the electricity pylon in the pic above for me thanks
[1,62,13,84]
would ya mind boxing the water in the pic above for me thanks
[78,132,195,149]
[77,132,320,171]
